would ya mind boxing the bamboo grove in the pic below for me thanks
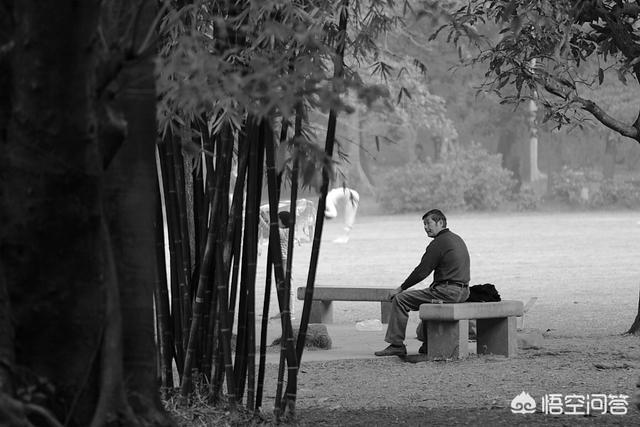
[153,0,408,419]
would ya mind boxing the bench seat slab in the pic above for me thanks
[419,300,523,320]
[297,287,395,301]
[299,287,394,324]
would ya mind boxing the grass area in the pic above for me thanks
[257,210,640,335]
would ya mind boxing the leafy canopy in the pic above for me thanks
[426,0,640,142]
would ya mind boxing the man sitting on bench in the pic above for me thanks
[375,209,471,357]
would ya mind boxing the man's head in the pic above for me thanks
[422,209,447,238]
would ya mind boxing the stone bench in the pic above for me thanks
[419,300,524,360]
[297,287,394,324]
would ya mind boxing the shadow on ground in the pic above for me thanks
[294,407,631,426]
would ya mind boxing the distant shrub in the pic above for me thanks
[513,185,543,211]
[550,167,598,205]
[377,142,515,213]
[551,167,640,208]
[590,180,640,208]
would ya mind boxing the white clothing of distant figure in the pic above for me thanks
[259,210,296,320]
[325,187,360,243]
[258,199,316,247]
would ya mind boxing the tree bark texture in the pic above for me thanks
[0,3,15,396]
[2,1,105,424]
[102,1,173,424]
[1,1,175,425]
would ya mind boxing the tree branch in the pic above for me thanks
[575,98,640,141]
[532,68,640,141]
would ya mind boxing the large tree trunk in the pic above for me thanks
[1,1,174,425]
[0,0,15,398]
[1,1,106,424]
[102,1,173,425]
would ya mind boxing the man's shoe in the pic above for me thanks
[418,343,427,354]
[374,344,407,357]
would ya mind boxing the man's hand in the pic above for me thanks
[387,286,403,300]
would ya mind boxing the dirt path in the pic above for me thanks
[261,334,640,425]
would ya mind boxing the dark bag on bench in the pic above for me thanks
[466,283,501,302]
[465,283,501,340]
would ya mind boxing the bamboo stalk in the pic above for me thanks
[201,125,233,384]
[296,0,348,365]
[232,130,251,402]
[256,117,290,412]
[205,127,244,381]
[171,134,193,350]
[210,124,237,406]
[154,193,174,388]
[202,130,218,379]
[271,130,290,421]
[178,176,218,396]
[274,328,287,423]
[179,123,232,397]
[214,231,237,407]
[203,267,217,383]
[224,129,248,328]
[234,117,263,403]
[246,120,265,410]
[281,106,303,416]
[263,118,299,418]
[192,117,208,263]
[157,136,184,374]
[282,2,349,417]
[191,122,207,372]
[255,250,273,411]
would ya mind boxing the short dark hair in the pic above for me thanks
[278,211,291,227]
[422,209,447,227]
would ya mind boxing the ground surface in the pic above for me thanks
[171,210,640,426]
[261,335,639,426]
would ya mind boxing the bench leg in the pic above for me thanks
[380,301,391,324]
[309,301,333,323]
[476,317,517,357]
[425,320,468,360]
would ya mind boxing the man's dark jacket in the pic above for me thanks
[400,228,470,291]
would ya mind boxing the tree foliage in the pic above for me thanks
[425,0,640,142]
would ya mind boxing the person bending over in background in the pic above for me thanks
[375,209,470,357]
[324,187,360,243]
[260,210,296,320]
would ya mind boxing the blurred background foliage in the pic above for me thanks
[314,3,640,213]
